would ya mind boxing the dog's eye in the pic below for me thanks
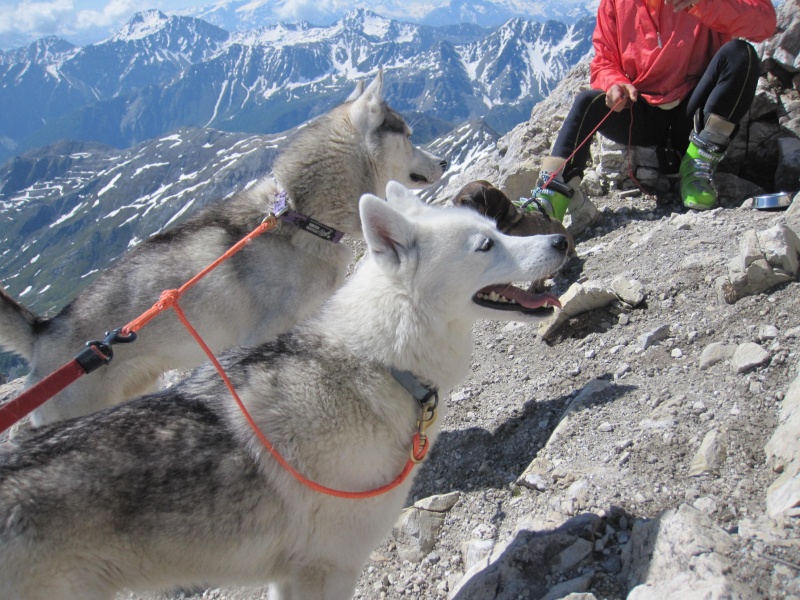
[477,238,494,252]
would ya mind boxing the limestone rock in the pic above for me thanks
[766,372,800,518]
[611,276,645,307]
[449,513,601,600]
[540,573,594,600]
[394,493,460,562]
[689,429,727,477]
[699,342,736,369]
[639,325,671,351]
[756,224,800,276]
[731,342,771,374]
[717,224,800,303]
[624,504,758,599]
[775,137,800,192]
[414,491,461,512]
[538,280,617,339]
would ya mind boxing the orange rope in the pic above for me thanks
[169,299,423,498]
[120,212,426,499]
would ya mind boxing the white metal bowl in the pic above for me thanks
[752,193,793,211]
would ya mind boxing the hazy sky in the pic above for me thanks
[0,0,453,45]
[0,0,156,38]
[0,0,382,39]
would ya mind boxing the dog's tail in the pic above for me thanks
[0,288,41,360]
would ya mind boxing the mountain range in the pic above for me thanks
[0,9,595,164]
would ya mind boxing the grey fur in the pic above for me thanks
[0,72,447,428]
[0,182,568,600]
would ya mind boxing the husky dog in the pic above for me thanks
[0,72,447,428]
[0,181,567,600]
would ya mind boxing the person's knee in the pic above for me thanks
[572,89,606,113]
[720,39,758,66]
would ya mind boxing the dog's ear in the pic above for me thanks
[384,180,429,215]
[349,70,384,135]
[360,192,418,270]
[346,79,366,102]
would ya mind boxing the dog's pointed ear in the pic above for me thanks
[360,192,417,270]
[349,70,384,135]
[385,180,430,216]
[346,79,366,102]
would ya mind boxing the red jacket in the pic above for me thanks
[590,0,777,106]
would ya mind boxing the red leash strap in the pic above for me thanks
[0,360,86,433]
[0,216,278,435]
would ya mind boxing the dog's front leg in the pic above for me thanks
[269,567,360,600]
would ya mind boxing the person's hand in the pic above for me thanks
[606,84,637,111]
[666,0,702,11]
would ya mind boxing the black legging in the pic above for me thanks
[552,39,760,182]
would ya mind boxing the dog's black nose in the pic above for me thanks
[551,234,568,252]
[439,159,448,171]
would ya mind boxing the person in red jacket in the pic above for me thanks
[527,0,777,236]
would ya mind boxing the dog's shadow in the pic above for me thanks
[409,379,636,500]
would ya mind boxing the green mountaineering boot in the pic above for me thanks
[523,156,574,221]
[531,173,574,221]
[680,114,734,211]
[519,156,600,237]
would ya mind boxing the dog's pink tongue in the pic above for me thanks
[484,285,561,309]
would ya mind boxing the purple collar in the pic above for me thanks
[273,190,345,244]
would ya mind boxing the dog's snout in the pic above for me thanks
[439,159,448,171]
[551,234,568,252]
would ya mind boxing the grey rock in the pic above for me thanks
[551,537,593,574]
[758,324,780,342]
[689,429,727,477]
[775,136,800,193]
[756,224,800,276]
[765,371,800,518]
[732,342,771,374]
[541,572,594,600]
[538,280,617,339]
[394,500,452,562]
[625,504,758,600]
[461,539,495,572]
[414,491,461,512]
[699,342,736,369]
[611,276,645,307]
[639,325,671,350]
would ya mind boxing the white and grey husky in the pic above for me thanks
[0,181,568,600]
[0,72,447,428]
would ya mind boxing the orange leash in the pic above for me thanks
[161,296,429,499]
[119,214,429,499]
[120,215,279,336]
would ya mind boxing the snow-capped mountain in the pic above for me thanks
[0,9,594,164]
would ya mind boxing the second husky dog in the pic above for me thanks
[0,72,447,428]
[0,181,567,600]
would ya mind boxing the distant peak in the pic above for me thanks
[129,9,169,25]
[340,8,385,23]
[112,10,172,42]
